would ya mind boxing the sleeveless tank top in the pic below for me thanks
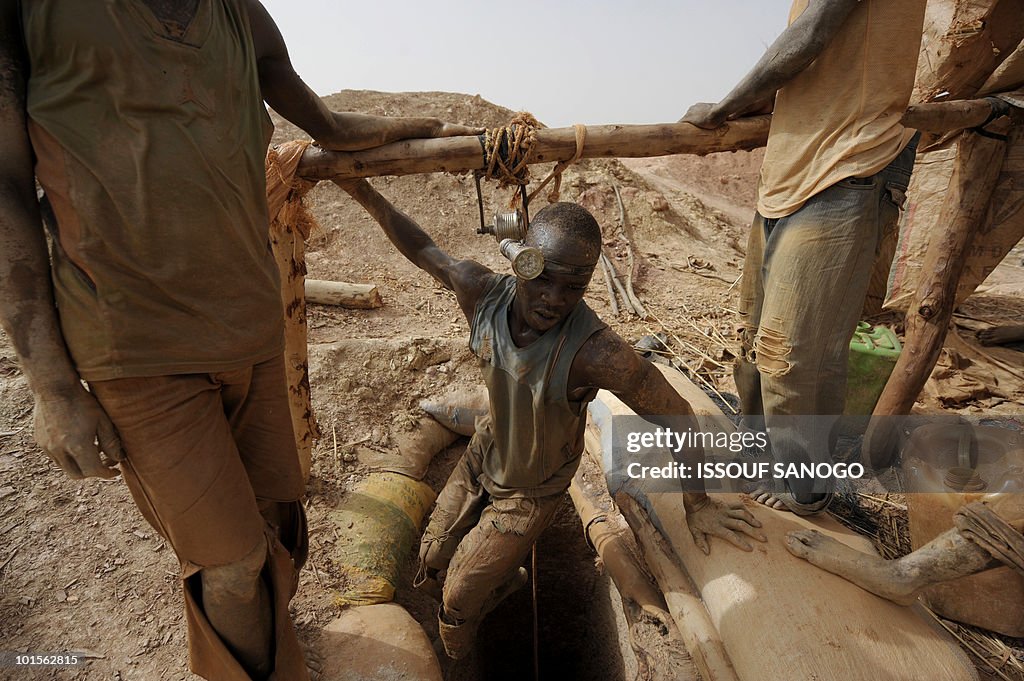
[469,275,607,498]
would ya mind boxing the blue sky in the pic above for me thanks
[261,1,790,127]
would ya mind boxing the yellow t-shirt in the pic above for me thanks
[757,0,927,219]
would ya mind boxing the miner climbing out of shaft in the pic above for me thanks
[338,178,767,659]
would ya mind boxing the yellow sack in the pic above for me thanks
[329,472,436,606]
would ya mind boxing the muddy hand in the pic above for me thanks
[433,121,484,137]
[685,495,766,555]
[33,384,123,479]
[679,102,727,129]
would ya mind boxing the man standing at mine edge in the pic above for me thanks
[0,1,477,678]
[338,179,767,659]
[683,0,926,513]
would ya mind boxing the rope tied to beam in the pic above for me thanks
[529,123,587,204]
[482,112,542,191]
[480,113,587,207]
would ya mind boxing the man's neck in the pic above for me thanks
[507,301,544,349]
[140,0,201,36]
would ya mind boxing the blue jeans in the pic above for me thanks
[735,137,917,505]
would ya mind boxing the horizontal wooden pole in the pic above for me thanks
[902,98,1004,133]
[297,117,772,181]
[296,98,1011,181]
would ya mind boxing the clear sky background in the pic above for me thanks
[260,1,790,128]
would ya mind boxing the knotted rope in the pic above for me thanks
[481,112,542,194]
[479,113,587,206]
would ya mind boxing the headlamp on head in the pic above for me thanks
[474,177,544,280]
[499,239,545,279]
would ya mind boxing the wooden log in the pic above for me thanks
[296,98,1009,181]
[305,279,383,309]
[902,99,1005,133]
[298,118,773,180]
[865,120,1010,468]
[613,490,739,681]
[266,141,320,483]
[569,463,700,681]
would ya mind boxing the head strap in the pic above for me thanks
[543,257,597,276]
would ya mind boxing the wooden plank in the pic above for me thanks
[865,121,1010,468]
[587,363,980,681]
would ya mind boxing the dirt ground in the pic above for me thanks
[1,90,1022,680]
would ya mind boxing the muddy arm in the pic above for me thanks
[335,179,493,322]
[681,0,861,128]
[247,1,478,150]
[0,2,121,479]
[571,330,766,553]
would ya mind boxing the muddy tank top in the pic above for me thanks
[469,275,607,498]
[22,0,280,379]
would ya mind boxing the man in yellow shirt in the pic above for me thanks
[683,0,926,514]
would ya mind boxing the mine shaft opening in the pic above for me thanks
[448,500,629,681]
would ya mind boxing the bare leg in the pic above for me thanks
[202,539,274,679]
[785,528,996,605]
[978,323,1024,346]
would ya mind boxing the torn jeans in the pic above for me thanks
[734,138,917,504]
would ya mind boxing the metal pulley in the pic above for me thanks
[474,175,544,279]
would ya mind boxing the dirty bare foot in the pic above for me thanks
[743,484,788,511]
[784,529,919,605]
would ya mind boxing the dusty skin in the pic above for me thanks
[2,87,1021,678]
[785,527,996,605]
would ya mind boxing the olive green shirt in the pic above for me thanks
[469,275,607,498]
[23,0,281,379]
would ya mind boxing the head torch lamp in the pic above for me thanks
[474,177,544,280]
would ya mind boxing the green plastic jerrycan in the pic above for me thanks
[845,322,901,415]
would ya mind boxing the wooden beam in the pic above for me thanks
[298,118,773,180]
[296,98,1010,181]
[614,492,740,681]
[568,460,699,681]
[902,99,1005,134]
[864,119,1010,469]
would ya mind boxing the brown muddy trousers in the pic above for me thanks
[418,275,605,657]
[20,1,307,678]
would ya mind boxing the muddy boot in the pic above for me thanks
[437,607,479,661]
